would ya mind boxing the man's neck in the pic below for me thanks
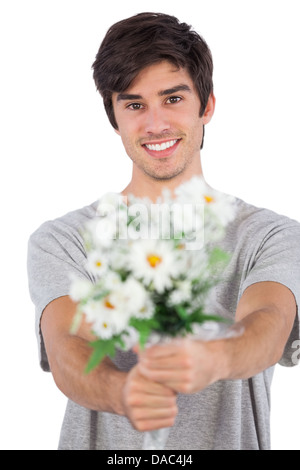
[121,167,204,202]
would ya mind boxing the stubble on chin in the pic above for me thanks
[125,130,201,183]
[139,160,188,181]
[136,144,197,182]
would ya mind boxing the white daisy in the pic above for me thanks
[174,176,236,244]
[128,239,180,293]
[133,296,155,319]
[175,176,236,221]
[108,281,134,316]
[69,277,93,302]
[202,188,236,227]
[185,248,210,282]
[95,215,118,248]
[167,280,193,306]
[92,315,116,340]
[83,292,129,339]
[120,278,154,319]
[174,175,208,204]
[108,242,130,271]
[84,277,150,338]
[83,216,117,249]
[171,202,204,244]
[86,250,108,277]
[96,192,126,216]
[119,278,149,313]
[82,299,104,326]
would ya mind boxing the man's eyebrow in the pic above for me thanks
[117,93,143,102]
[158,84,192,96]
[116,85,192,102]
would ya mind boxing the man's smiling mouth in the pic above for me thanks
[141,138,182,158]
[144,139,179,152]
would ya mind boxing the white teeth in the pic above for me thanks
[145,139,178,151]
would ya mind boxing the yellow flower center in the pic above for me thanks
[102,322,108,329]
[204,195,214,203]
[95,260,102,267]
[177,242,185,250]
[147,254,162,268]
[104,298,115,309]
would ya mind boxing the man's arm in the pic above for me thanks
[137,281,297,393]
[41,296,177,431]
[41,296,127,414]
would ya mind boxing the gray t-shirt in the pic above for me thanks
[27,196,300,450]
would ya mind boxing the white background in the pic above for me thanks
[1,0,299,450]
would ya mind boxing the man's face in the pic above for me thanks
[112,61,214,182]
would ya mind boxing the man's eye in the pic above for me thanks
[166,96,182,104]
[127,103,143,110]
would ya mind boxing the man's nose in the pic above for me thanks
[143,107,171,135]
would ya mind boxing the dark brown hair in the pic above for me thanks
[92,12,214,130]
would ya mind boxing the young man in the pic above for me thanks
[27,12,300,450]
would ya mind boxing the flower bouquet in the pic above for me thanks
[69,176,237,449]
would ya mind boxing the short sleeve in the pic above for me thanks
[241,220,300,366]
[27,216,94,371]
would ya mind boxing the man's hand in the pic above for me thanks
[122,363,178,432]
[137,338,225,394]
[137,282,297,394]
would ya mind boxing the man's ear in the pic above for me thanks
[202,93,216,125]
[114,128,120,136]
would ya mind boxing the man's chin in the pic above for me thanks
[143,168,185,182]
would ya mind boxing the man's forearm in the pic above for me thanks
[48,334,127,415]
[138,305,295,395]
[222,281,297,381]
[47,334,178,432]
[220,308,292,381]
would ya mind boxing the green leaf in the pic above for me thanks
[175,305,188,320]
[209,247,230,270]
[92,290,110,302]
[69,306,83,335]
[129,317,159,349]
[190,310,229,325]
[85,338,117,374]
[84,332,130,374]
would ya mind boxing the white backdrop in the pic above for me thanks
[1,0,299,450]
